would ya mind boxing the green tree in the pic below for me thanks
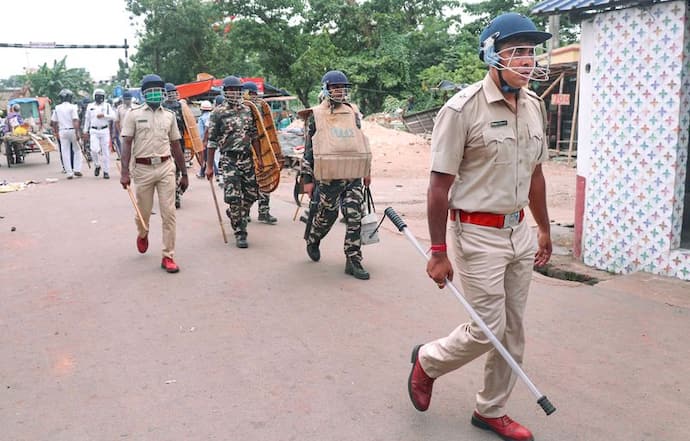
[210,0,465,112]
[126,0,576,114]
[0,75,27,89]
[300,0,463,113]
[214,1,313,106]
[126,0,224,84]
[26,57,93,104]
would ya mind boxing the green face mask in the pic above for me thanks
[144,88,164,104]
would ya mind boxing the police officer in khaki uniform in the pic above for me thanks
[120,74,189,273]
[115,90,134,156]
[407,13,553,441]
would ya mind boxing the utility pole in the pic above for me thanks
[124,38,130,88]
[548,15,560,50]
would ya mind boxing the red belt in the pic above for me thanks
[135,155,170,165]
[449,209,524,228]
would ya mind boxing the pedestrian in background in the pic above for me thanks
[115,91,134,157]
[51,89,82,179]
[196,100,213,179]
[83,88,116,179]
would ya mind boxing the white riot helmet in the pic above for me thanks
[93,88,106,104]
[59,89,73,103]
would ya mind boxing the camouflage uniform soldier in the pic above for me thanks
[205,76,260,248]
[243,81,278,224]
[163,83,187,209]
[301,70,372,280]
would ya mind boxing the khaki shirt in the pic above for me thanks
[430,74,548,214]
[121,104,181,158]
[116,104,131,127]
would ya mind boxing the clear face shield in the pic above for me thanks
[324,84,351,104]
[494,43,550,82]
[224,87,243,104]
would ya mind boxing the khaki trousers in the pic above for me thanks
[419,219,535,417]
[131,160,176,258]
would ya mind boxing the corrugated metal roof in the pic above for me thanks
[532,0,668,15]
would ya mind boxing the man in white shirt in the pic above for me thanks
[51,89,82,179]
[83,88,116,179]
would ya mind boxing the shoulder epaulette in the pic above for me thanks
[445,82,483,113]
[523,87,543,102]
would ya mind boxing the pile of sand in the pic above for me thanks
[362,120,431,179]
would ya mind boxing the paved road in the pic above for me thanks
[1,154,688,441]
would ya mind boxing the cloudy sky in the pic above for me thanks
[0,0,137,82]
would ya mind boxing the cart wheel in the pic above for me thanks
[46,152,50,164]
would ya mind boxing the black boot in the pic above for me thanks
[235,232,248,248]
[345,258,370,280]
[258,212,277,224]
[306,241,320,262]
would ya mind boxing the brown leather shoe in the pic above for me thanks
[160,257,180,273]
[408,344,435,411]
[471,412,534,441]
[136,235,148,254]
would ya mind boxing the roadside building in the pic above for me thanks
[534,0,690,280]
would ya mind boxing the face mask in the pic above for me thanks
[144,88,164,106]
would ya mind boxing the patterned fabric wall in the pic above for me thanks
[583,1,690,280]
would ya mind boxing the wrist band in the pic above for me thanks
[430,244,447,253]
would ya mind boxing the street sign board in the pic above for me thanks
[552,94,571,106]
